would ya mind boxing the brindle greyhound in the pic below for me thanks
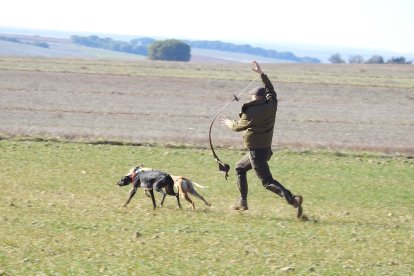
[116,166,181,209]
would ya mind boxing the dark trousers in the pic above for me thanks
[235,147,294,205]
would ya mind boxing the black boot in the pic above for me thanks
[236,173,248,201]
[232,173,248,211]
[265,182,303,218]
[231,198,248,211]
[265,181,294,204]
[292,195,303,218]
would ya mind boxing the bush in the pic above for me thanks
[148,39,191,61]
[329,53,346,64]
[365,55,384,64]
[386,56,412,64]
[349,55,364,64]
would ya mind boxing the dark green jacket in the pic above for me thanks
[230,73,277,149]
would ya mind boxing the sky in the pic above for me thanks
[1,0,414,54]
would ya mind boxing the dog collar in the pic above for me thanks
[130,172,138,183]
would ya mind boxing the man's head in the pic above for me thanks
[249,86,265,100]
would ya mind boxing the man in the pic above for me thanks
[221,61,303,218]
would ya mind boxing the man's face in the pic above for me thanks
[252,95,263,101]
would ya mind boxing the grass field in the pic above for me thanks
[1,139,413,275]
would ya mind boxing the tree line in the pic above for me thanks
[0,36,49,48]
[329,53,412,64]
[71,35,150,56]
[70,35,321,63]
[183,40,320,63]
[71,35,190,61]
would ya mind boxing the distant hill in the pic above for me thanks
[0,34,145,60]
[0,32,320,63]
[1,28,411,63]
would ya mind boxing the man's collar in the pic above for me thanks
[243,98,267,107]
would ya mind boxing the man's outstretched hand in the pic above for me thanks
[221,117,233,128]
[251,60,263,75]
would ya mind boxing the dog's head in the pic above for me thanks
[117,175,133,186]
[117,165,151,186]
[116,166,141,186]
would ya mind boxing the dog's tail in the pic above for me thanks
[192,182,208,189]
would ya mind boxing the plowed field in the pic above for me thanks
[1,58,413,153]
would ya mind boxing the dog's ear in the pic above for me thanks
[135,165,145,171]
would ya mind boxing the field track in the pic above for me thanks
[1,58,413,154]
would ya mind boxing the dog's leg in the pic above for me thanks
[188,181,211,207]
[192,192,211,207]
[183,192,195,211]
[159,175,181,209]
[124,187,138,207]
[176,191,182,209]
[176,179,195,210]
[152,177,169,207]
[160,193,167,207]
[149,190,157,209]
[157,189,167,207]
[174,178,188,210]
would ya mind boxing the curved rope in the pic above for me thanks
[208,75,260,180]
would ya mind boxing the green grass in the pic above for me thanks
[0,140,413,275]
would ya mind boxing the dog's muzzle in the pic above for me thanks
[117,176,132,186]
